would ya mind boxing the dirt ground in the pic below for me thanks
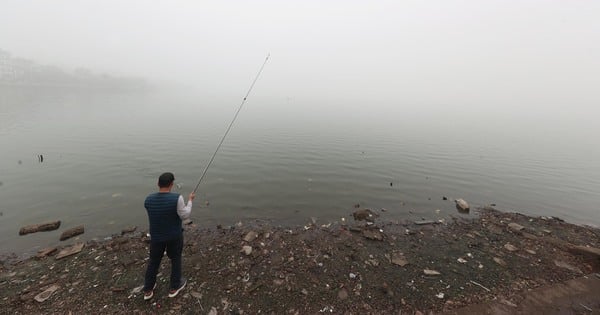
[1,207,599,314]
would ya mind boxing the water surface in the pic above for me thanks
[1,87,599,255]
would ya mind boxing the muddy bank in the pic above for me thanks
[1,207,599,314]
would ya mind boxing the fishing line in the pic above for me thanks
[192,54,270,193]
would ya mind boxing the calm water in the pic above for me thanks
[1,87,599,256]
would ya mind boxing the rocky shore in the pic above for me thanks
[1,207,599,314]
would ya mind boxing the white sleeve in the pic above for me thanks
[177,195,192,219]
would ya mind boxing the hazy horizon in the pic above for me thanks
[1,1,599,110]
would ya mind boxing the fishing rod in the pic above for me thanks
[192,54,270,194]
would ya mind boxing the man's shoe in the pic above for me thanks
[168,278,187,298]
[143,283,157,301]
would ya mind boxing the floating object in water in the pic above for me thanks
[38,154,44,163]
[59,225,84,241]
[19,220,61,235]
[390,182,393,186]
[442,196,448,200]
[112,193,122,198]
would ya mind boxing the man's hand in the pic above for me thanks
[188,192,196,201]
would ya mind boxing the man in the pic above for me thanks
[143,172,195,300]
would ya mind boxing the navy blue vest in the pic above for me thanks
[144,192,182,242]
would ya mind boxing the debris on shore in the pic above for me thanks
[1,207,599,314]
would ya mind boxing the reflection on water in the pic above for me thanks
[1,87,599,255]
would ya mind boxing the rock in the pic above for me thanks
[352,209,379,222]
[243,231,258,242]
[504,243,518,252]
[568,245,600,260]
[362,229,383,241]
[182,219,193,225]
[301,288,308,295]
[454,199,469,212]
[500,299,518,307]
[208,307,218,315]
[338,288,348,300]
[55,242,85,260]
[436,292,445,299]
[241,245,252,255]
[59,225,85,241]
[443,196,448,200]
[121,226,137,235]
[457,258,467,264]
[34,284,60,303]
[508,223,524,232]
[190,291,202,299]
[554,260,583,274]
[424,269,441,276]
[36,247,57,259]
[391,252,408,267]
[525,249,536,255]
[131,285,143,294]
[493,257,507,266]
[19,221,61,235]
[414,220,437,225]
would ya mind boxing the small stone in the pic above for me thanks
[391,252,408,267]
[338,288,348,300]
[301,288,308,295]
[34,285,60,303]
[131,285,144,294]
[208,307,218,315]
[243,231,258,242]
[525,249,536,255]
[362,229,383,241]
[508,223,524,231]
[500,299,518,307]
[454,198,469,212]
[182,219,193,225]
[424,269,441,276]
[436,292,445,299]
[554,260,583,274]
[190,291,202,299]
[121,226,137,235]
[241,245,252,255]
[457,258,467,264]
[504,243,518,252]
[494,257,507,266]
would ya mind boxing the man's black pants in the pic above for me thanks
[143,235,183,291]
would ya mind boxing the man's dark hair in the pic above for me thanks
[158,172,175,188]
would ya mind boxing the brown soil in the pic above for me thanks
[1,207,599,314]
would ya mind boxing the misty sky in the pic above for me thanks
[2,1,599,111]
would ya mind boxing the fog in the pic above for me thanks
[2,1,599,111]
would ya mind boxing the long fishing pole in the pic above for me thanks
[192,54,270,194]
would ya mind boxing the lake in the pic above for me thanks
[1,86,599,256]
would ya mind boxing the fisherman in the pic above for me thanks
[142,172,195,300]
